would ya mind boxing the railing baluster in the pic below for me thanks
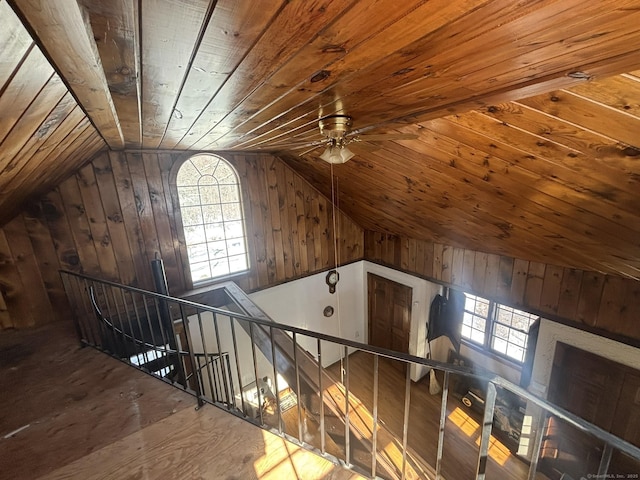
[111,287,129,358]
[129,292,149,363]
[293,332,303,443]
[317,338,325,454]
[249,322,263,426]
[401,362,412,480]
[344,346,351,466]
[153,297,170,383]
[597,443,613,477]
[142,297,162,372]
[100,283,118,356]
[476,382,497,480]
[436,371,449,480]
[178,304,204,407]
[197,311,216,402]
[372,355,379,479]
[212,311,231,408]
[271,326,283,434]
[124,289,147,366]
[229,316,244,413]
[131,292,157,370]
[102,284,127,358]
[80,278,99,346]
[527,411,548,480]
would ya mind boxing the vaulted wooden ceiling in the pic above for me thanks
[1,0,640,279]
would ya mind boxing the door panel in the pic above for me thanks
[367,273,412,372]
[542,343,640,479]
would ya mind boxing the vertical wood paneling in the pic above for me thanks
[577,272,606,327]
[0,151,364,329]
[109,151,153,288]
[523,261,546,310]
[364,232,640,342]
[557,268,583,320]
[2,215,53,326]
[539,264,564,315]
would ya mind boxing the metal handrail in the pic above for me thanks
[60,269,640,479]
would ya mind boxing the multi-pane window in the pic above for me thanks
[176,154,249,284]
[462,293,538,363]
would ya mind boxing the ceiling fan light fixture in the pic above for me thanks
[320,144,354,164]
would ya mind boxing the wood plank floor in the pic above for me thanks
[0,323,361,480]
[327,352,548,480]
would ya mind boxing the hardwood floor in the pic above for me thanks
[327,352,547,480]
[0,323,361,480]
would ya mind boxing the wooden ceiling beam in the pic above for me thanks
[80,0,142,148]
[8,0,124,149]
[0,0,33,90]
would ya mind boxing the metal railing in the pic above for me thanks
[60,270,640,480]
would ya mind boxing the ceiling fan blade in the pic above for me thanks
[299,144,325,156]
[353,133,418,141]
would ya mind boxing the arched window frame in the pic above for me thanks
[172,153,250,287]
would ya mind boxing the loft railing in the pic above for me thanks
[60,270,640,480]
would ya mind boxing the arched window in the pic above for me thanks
[176,154,249,284]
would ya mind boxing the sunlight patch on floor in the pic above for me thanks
[253,429,341,480]
[448,406,512,466]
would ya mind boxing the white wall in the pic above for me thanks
[249,262,365,367]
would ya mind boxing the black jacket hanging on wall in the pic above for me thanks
[427,290,465,352]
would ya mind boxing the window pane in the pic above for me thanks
[494,323,509,340]
[214,163,234,184]
[177,186,200,206]
[475,300,489,317]
[200,185,220,204]
[205,222,225,242]
[506,345,525,362]
[202,204,223,223]
[229,254,248,272]
[470,329,485,344]
[184,225,206,244]
[191,262,211,282]
[224,220,244,238]
[187,243,208,264]
[219,184,239,203]
[227,238,246,256]
[461,325,472,339]
[211,259,230,277]
[176,161,200,186]
[493,337,508,355]
[473,316,486,331]
[191,155,218,176]
[222,203,241,221]
[208,240,227,259]
[181,206,203,226]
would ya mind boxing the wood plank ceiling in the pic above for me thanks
[2,0,640,279]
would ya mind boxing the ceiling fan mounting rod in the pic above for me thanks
[319,114,353,139]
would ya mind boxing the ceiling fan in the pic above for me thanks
[271,114,418,164]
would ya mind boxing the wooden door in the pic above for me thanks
[542,343,640,479]
[548,343,625,430]
[367,273,412,371]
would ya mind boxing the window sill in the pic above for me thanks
[460,339,523,371]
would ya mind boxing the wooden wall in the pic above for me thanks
[365,231,640,344]
[0,151,364,330]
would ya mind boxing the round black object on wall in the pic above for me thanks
[323,305,334,317]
